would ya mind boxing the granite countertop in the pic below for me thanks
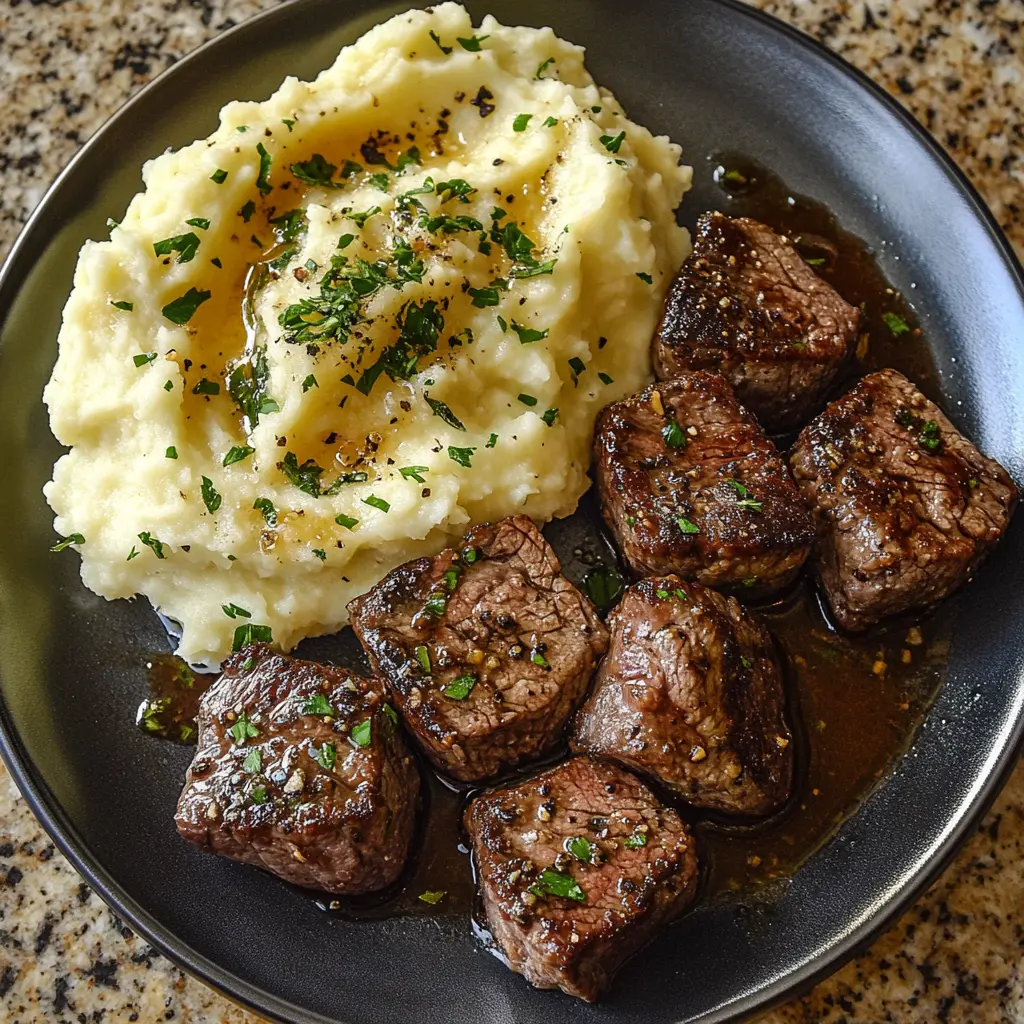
[1,1,1022,1021]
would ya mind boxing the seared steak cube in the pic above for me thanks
[348,516,608,782]
[790,368,1018,630]
[594,372,815,595]
[572,578,792,816]
[653,212,859,432]
[465,756,698,1001]
[175,644,419,894]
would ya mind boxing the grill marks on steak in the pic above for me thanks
[466,756,699,1001]
[572,578,793,816]
[594,372,814,595]
[653,212,859,431]
[348,516,609,782]
[175,644,419,894]
[790,369,1018,631]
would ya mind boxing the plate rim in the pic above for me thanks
[2,1,1023,1022]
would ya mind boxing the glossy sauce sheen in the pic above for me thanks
[142,157,948,917]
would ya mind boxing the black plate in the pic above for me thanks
[2,1,1023,1022]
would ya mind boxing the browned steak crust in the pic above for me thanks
[572,577,792,816]
[790,368,1018,630]
[348,516,608,782]
[594,372,814,596]
[654,212,859,431]
[465,756,699,1001]
[175,644,419,894]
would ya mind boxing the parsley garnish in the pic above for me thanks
[518,393,537,407]
[568,356,586,382]
[362,494,390,513]
[513,113,532,132]
[532,868,585,903]
[636,271,653,284]
[662,421,686,448]
[426,397,466,430]
[486,432,498,448]
[185,217,210,230]
[302,374,318,392]
[567,836,597,863]
[282,118,296,132]
[883,312,910,336]
[429,29,452,54]
[415,645,431,673]
[335,513,358,530]
[251,786,269,804]
[623,832,647,849]
[725,479,763,511]
[337,233,355,250]
[163,380,174,391]
[229,713,260,745]
[242,748,262,773]
[542,408,558,426]
[111,300,134,311]
[164,446,177,459]
[677,517,700,535]
[232,623,273,650]
[313,741,336,771]
[448,446,476,468]
[269,208,306,244]
[137,532,166,559]
[200,476,222,514]
[134,352,157,367]
[598,372,614,385]
[162,287,210,325]
[418,890,445,905]
[400,466,429,483]
[228,348,277,428]
[511,322,548,344]
[457,34,489,51]
[50,533,85,552]
[348,205,382,228]
[583,566,624,609]
[254,142,273,195]
[280,452,324,496]
[253,497,277,526]
[223,445,254,467]
[239,200,256,222]
[350,719,372,747]
[290,154,341,187]
[600,131,626,154]
[469,286,500,307]
[222,603,252,619]
[443,674,476,700]
[543,116,558,128]
[435,178,476,202]
[210,169,228,184]
[303,694,334,716]
[536,57,555,78]
[127,546,139,562]
[531,652,550,668]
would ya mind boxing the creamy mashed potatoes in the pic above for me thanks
[44,3,691,665]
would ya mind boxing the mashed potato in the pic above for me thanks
[44,3,691,665]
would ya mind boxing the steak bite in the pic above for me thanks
[175,644,419,894]
[348,515,608,782]
[653,211,860,432]
[572,578,793,816]
[594,372,815,595]
[790,368,1018,631]
[466,756,699,1002]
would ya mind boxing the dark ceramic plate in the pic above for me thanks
[2,1,1023,1021]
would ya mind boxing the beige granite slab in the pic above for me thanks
[0,1,1021,1021]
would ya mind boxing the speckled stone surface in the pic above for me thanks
[1,1,1022,1022]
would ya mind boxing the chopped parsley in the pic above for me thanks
[443,674,476,700]
[513,113,532,132]
[165,446,177,459]
[137,531,166,559]
[232,623,273,650]
[568,356,586,382]
[677,516,700,535]
[200,476,222,514]
[426,397,466,430]
[302,374,318,392]
[583,566,624,610]
[312,548,326,561]
[543,116,558,128]
[486,432,498,448]
[290,154,342,187]
[282,118,296,132]
[883,311,910,336]
[511,322,548,344]
[448,445,476,468]
[435,178,476,202]
[418,890,446,905]
[251,786,269,804]
[134,352,157,367]
[222,603,252,619]
[210,169,228,184]
[536,57,555,78]
[269,208,306,244]
[429,29,452,55]
[662,420,687,448]
[162,287,210,325]
[350,719,372,748]
[229,713,260,745]
[600,131,626,154]
[567,836,597,863]
[598,372,614,385]
[725,479,763,511]
[303,694,334,716]
[415,645,431,673]
[335,513,359,530]
[280,452,324,496]
[531,652,550,668]
[111,300,134,311]
[50,533,85,552]
[400,465,429,483]
[636,271,653,284]
[313,741,336,771]
[356,298,444,393]
[518,393,537,407]
[186,217,211,230]
[253,497,278,526]
[532,868,585,903]
[469,286,500,307]
[623,832,648,849]
[163,380,174,391]
[223,445,255,467]
[542,408,558,426]
[239,200,256,222]
[242,748,262,774]
[895,407,943,452]
[347,205,382,228]
[337,233,355,250]
[362,494,391,513]
[255,142,272,195]
[457,34,489,51]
